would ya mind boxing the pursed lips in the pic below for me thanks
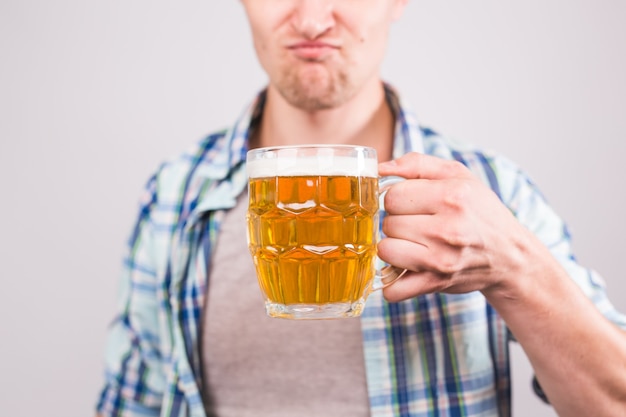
[286,40,341,61]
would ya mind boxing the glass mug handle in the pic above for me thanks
[372,176,408,291]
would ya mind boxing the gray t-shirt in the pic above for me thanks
[202,192,371,417]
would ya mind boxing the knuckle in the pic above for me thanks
[442,180,472,210]
[445,160,467,177]
[440,226,470,247]
[425,271,453,293]
[434,252,461,275]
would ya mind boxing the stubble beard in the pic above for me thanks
[274,63,353,112]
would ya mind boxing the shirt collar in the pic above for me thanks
[227,83,424,164]
[384,83,425,157]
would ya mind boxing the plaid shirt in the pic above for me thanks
[97,86,626,417]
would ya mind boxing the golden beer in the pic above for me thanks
[246,146,382,319]
[247,175,379,314]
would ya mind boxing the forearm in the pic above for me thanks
[484,234,626,416]
[377,152,626,414]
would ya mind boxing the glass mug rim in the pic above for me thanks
[246,144,404,319]
[247,143,376,152]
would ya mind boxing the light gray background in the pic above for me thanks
[1,1,624,416]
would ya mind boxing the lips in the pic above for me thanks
[287,41,340,61]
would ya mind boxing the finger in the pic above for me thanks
[383,179,443,215]
[382,213,437,243]
[382,270,449,302]
[378,236,469,276]
[383,176,474,217]
[383,213,474,250]
[379,152,470,181]
[377,237,431,272]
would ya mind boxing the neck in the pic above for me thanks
[252,79,395,162]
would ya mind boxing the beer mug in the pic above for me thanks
[246,145,406,319]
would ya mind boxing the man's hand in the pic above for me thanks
[378,152,536,302]
[379,152,626,417]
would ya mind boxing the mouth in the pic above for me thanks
[286,41,340,61]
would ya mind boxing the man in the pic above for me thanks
[97,1,626,416]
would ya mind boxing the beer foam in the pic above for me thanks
[247,155,378,178]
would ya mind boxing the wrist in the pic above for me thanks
[481,228,561,311]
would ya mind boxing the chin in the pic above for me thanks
[278,70,352,111]
[286,88,347,111]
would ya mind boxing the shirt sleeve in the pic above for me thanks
[97,175,166,416]
[492,154,626,330]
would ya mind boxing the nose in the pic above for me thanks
[291,0,335,39]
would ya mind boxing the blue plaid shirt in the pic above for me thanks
[97,85,626,417]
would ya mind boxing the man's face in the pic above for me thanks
[241,0,407,111]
